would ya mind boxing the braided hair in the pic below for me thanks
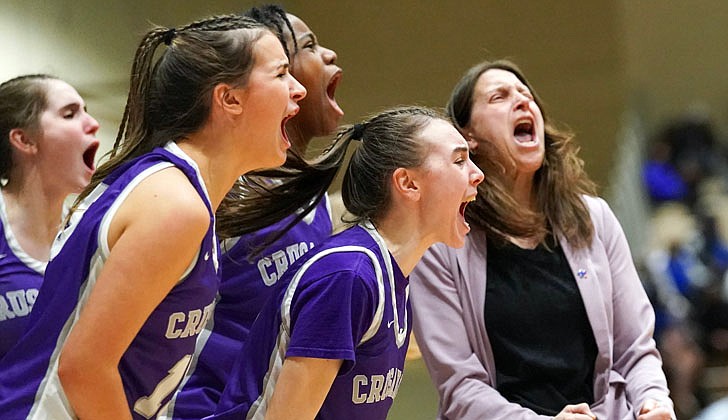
[73,15,266,208]
[243,4,298,58]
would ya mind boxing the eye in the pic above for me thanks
[63,110,76,119]
[304,41,316,50]
[519,89,534,100]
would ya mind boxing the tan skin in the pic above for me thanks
[265,119,484,419]
[464,68,673,420]
[57,33,306,419]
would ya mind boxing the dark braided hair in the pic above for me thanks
[72,14,266,210]
[243,4,298,59]
[0,74,59,181]
[216,106,445,254]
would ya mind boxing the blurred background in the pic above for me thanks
[3,1,728,418]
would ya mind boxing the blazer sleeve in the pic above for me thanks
[590,197,675,417]
[410,242,551,420]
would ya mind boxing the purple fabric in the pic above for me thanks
[211,224,411,420]
[0,143,219,420]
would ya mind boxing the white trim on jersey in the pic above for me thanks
[361,222,409,348]
[28,247,106,420]
[28,147,214,419]
[248,241,387,419]
[164,142,218,272]
[0,190,47,274]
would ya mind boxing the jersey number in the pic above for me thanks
[133,354,192,418]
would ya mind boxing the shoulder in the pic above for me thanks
[110,166,210,246]
[581,194,620,233]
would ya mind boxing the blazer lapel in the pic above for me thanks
[558,233,612,400]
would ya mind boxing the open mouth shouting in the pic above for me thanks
[459,195,477,231]
[326,70,344,117]
[82,140,100,174]
[514,118,536,145]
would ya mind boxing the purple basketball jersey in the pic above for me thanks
[0,142,220,420]
[164,195,332,419]
[211,223,412,420]
[0,193,46,359]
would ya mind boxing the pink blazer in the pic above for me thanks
[410,196,675,420]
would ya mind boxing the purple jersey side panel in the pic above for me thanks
[211,224,411,420]
[0,194,45,359]
[165,196,332,419]
[0,143,220,420]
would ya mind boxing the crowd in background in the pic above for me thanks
[642,115,728,419]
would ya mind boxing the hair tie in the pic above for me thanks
[351,123,365,141]
[162,28,177,46]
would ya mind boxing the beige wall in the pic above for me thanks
[3,1,727,186]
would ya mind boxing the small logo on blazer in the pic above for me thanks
[577,269,587,279]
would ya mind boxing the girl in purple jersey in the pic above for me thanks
[211,106,484,420]
[0,14,305,420]
[0,75,100,358]
[164,6,344,418]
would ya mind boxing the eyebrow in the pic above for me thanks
[275,61,290,72]
[486,83,532,96]
[58,102,82,112]
[297,32,316,44]
[453,146,469,154]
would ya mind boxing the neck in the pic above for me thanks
[1,176,68,261]
[373,211,432,277]
[175,142,235,211]
[507,173,536,211]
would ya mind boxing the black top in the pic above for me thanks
[485,236,597,415]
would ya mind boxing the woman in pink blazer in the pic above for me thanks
[410,60,675,420]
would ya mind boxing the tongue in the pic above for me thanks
[515,131,533,143]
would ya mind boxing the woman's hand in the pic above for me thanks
[553,403,597,420]
[637,399,673,420]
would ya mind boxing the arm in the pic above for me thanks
[265,357,343,420]
[264,252,376,418]
[592,197,675,419]
[410,243,552,420]
[58,168,210,420]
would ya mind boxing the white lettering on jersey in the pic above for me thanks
[351,368,403,405]
[256,241,314,286]
[164,301,214,339]
[0,288,39,321]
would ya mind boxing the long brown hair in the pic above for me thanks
[0,74,59,182]
[71,15,265,211]
[448,60,597,248]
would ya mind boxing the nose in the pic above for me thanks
[321,46,337,65]
[289,74,307,102]
[470,161,484,186]
[513,91,531,111]
[85,113,100,136]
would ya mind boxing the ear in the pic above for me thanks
[460,126,479,154]
[391,167,421,202]
[8,128,38,155]
[212,83,244,116]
